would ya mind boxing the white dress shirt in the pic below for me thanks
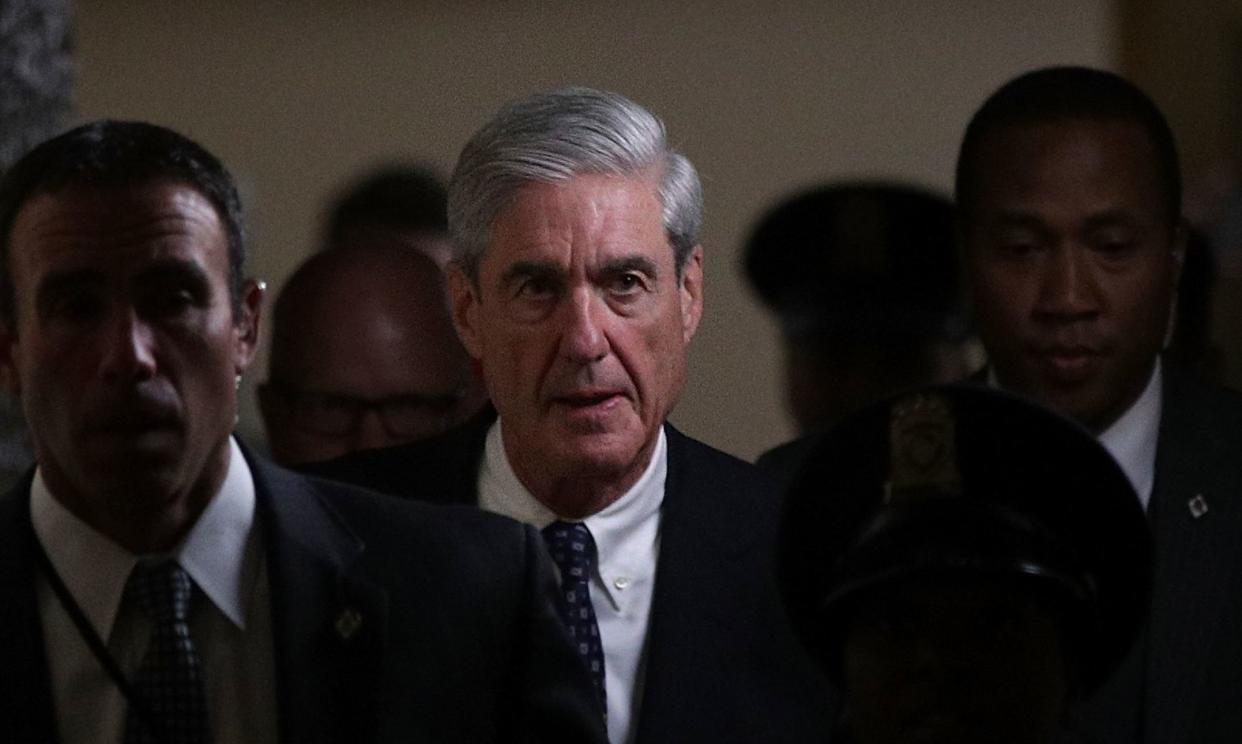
[479,420,665,744]
[989,361,1163,509]
[32,437,277,744]
[1097,361,1162,510]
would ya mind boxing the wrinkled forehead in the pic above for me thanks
[484,174,667,258]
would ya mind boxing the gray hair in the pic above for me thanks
[447,87,703,281]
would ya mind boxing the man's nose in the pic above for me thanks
[1035,246,1100,321]
[100,309,157,382]
[559,289,609,363]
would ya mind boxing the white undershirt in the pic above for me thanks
[989,361,1162,509]
[32,437,277,744]
[479,420,665,744]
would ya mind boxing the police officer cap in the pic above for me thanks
[777,384,1151,694]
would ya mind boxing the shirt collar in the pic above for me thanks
[478,420,666,608]
[1097,360,1162,509]
[581,430,665,608]
[31,436,259,640]
[478,420,667,527]
[987,361,1162,508]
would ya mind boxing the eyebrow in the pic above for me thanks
[597,255,659,279]
[135,257,213,295]
[1081,210,1143,231]
[34,257,214,314]
[990,211,1048,231]
[500,259,564,288]
[35,268,103,311]
[991,208,1143,232]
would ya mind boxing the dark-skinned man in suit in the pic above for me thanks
[954,66,1242,743]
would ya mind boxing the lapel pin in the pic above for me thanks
[1188,494,1209,520]
[335,607,364,641]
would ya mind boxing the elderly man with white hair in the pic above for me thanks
[308,87,829,743]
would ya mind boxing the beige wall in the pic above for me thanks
[1120,0,1242,391]
[75,0,1117,460]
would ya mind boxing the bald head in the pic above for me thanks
[261,245,487,465]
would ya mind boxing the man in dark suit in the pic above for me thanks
[308,88,829,743]
[953,66,1242,743]
[0,120,604,743]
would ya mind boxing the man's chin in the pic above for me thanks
[1025,380,1116,432]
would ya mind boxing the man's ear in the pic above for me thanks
[233,279,265,375]
[1163,219,1190,350]
[679,244,704,344]
[447,262,485,359]
[1172,218,1189,282]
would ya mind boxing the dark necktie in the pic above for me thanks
[123,560,210,744]
[541,521,607,711]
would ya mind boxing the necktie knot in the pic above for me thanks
[126,560,193,626]
[541,520,599,578]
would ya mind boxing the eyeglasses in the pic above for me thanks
[262,382,468,438]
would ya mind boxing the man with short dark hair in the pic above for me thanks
[956,66,1242,743]
[308,87,829,743]
[0,120,605,743]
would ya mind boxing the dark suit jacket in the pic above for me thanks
[0,446,606,744]
[1076,369,1242,744]
[307,417,832,743]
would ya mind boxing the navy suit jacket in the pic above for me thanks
[1077,369,1242,744]
[0,446,606,743]
[306,417,832,743]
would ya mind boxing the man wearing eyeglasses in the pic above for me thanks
[259,245,487,465]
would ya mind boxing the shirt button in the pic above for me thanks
[613,577,631,590]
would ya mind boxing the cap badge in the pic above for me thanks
[886,392,962,504]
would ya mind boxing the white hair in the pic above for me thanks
[447,87,703,280]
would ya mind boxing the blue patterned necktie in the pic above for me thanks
[123,561,210,744]
[541,521,607,711]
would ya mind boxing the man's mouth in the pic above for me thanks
[553,391,625,409]
[86,402,181,437]
[1034,345,1101,383]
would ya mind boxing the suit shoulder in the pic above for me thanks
[756,433,828,491]
[297,471,527,547]
[669,427,776,484]
[298,441,429,493]
[1177,378,1242,416]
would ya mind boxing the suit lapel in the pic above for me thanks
[1142,374,1242,743]
[0,476,59,741]
[249,453,389,744]
[634,427,763,741]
